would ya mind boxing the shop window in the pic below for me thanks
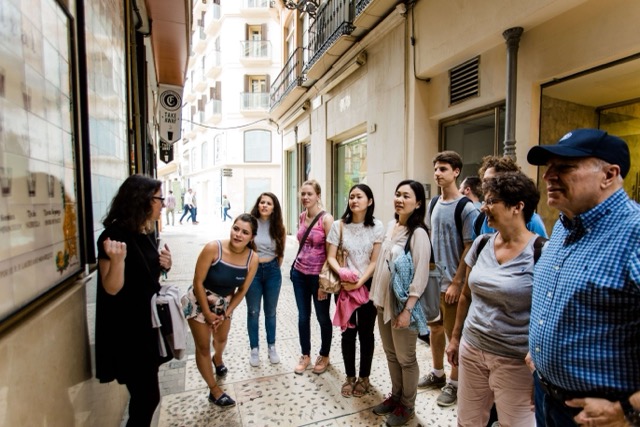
[334,135,367,217]
[441,106,505,182]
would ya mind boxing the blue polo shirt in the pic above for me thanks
[529,189,640,394]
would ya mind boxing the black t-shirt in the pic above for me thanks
[95,224,162,384]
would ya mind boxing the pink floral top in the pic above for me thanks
[294,211,327,275]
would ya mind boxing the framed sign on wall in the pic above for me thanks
[0,0,82,322]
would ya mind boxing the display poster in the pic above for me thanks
[0,0,81,321]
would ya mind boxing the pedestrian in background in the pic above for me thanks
[165,190,176,226]
[291,179,334,375]
[179,188,193,224]
[222,195,232,222]
[246,192,286,366]
[326,184,384,398]
[190,190,199,224]
[95,174,173,426]
[182,213,258,408]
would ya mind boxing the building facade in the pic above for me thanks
[0,0,190,424]
[271,0,640,232]
[162,0,283,219]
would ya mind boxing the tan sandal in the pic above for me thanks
[352,377,370,397]
[341,376,356,397]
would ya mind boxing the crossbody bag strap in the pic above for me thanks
[293,211,325,264]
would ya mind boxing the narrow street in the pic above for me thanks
[152,215,457,426]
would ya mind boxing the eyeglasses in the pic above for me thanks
[482,197,503,207]
[153,196,165,203]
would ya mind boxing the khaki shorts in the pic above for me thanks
[428,292,458,337]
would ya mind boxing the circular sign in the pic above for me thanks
[160,90,181,111]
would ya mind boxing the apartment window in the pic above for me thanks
[244,130,271,162]
[245,178,271,213]
[201,141,210,169]
[214,133,225,165]
[334,135,367,217]
[441,106,505,182]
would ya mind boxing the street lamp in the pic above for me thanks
[284,0,320,19]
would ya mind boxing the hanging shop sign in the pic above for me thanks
[158,84,183,143]
[160,140,174,164]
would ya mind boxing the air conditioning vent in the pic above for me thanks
[449,56,480,105]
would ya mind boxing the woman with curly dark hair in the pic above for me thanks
[245,193,287,366]
[95,174,173,426]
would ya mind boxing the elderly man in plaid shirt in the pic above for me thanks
[526,129,640,427]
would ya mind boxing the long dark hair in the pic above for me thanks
[341,183,376,227]
[103,174,161,233]
[233,213,259,251]
[394,179,428,239]
[250,192,286,258]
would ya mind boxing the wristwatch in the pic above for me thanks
[620,397,640,426]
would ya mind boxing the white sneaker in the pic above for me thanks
[249,347,260,367]
[268,345,280,364]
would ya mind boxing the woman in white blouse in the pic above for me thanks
[326,184,384,398]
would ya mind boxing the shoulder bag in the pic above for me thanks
[290,211,324,278]
[318,221,348,294]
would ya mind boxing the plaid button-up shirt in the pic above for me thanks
[530,189,640,394]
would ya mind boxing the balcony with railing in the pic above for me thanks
[194,26,208,54]
[194,66,208,92]
[353,0,399,31]
[270,47,307,116]
[304,0,356,80]
[240,0,277,16]
[205,99,222,124]
[240,92,269,114]
[205,50,222,78]
[204,3,222,35]
[239,40,272,65]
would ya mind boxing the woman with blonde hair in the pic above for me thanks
[291,179,334,375]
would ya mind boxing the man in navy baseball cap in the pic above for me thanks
[527,128,630,178]
[526,128,640,427]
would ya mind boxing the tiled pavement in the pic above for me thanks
[152,216,458,427]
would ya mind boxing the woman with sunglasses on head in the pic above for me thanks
[369,179,432,427]
[182,213,259,408]
[326,184,384,398]
[446,171,542,427]
[245,193,286,367]
[96,174,173,426]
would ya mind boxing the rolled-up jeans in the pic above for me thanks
[291,268,332,357]
[245,258,282,349]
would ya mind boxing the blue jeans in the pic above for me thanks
[534,372,580,426]
[223,207,232,221]
[179,205,192,222]
[245,259,282,349]
[291,268,333,357]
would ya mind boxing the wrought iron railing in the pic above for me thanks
[270,47,305,107]
[206,99,222,118]
[243,0,270,7]
[355,0,371,16]
[305,0,355,70]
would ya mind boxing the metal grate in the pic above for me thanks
[449,56,480,105]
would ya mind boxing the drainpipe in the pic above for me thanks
[502,27,523,161]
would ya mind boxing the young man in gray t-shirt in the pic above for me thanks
[420,151,479,407]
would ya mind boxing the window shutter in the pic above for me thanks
[244,75,250,93]
[245,24,250,41]
[265,74,271,92]
[261,24,268,40]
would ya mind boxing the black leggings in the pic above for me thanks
[341,299,377,378]
[125,367,160,427]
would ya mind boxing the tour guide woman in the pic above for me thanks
[96,174,173,426]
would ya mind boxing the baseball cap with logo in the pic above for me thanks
[527,128,630,178]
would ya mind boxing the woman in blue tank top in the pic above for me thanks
[182,213,259,408]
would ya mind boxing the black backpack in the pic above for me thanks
[428,196,474,243]
[473,211,486,237]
